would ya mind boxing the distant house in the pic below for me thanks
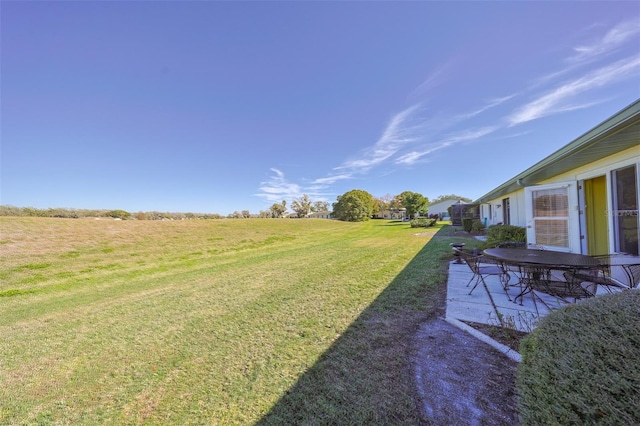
[428,198,469,221]
[309,211,332,219]
[374,208,406,220]
[475,99,639,256]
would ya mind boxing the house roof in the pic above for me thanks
[476,99,640,204]
[428,197,466,205]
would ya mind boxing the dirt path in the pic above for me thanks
[411,318,520,425]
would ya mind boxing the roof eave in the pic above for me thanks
[475,99,640,204]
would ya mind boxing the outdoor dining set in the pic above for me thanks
[452,244,640,315]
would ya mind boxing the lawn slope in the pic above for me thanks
[0,217,455,424]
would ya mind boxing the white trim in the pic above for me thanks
[525,181,580,252]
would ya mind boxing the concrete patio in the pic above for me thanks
[443,258,611,361]
[445,259,561,333]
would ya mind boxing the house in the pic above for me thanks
[428,198,470,222]
[308,211,332,219]
[475,99,639,256]
[374,208,406,220]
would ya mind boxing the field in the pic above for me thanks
[0,217,458,424]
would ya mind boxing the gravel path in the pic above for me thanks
[412,318,520,425]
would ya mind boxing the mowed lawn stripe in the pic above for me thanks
[0,217,443,424]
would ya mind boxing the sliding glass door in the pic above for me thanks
[611,165,639,255]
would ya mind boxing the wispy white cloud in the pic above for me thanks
[317,97,506,173]
[257,20,639,203]
[394,150,433,165]
[335,103,423,173]
[307,104,434,187]
[569,20,640,63]
[312,174,353,185]
[508,55,640,125]
[534,21,640,87]
[533,20,639,88]
[449,126,500,143]
[255,168,303,202]
[410,63,453,97]
[389,97,509,167]
[395,126,499,165]
[458,95,518,119]
[256,168,333,206]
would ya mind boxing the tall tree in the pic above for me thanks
[291,194,313,218]
[397,191,429,219]
[269,200,287,218]
[312,200,330,212]
[373,194,394,217]
[332,189,374,222]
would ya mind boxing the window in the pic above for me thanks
[531,187,570,248]
[611,165,639,255]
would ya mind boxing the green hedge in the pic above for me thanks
[483,224,526,248]
[517,291,640,425]
[410,217,437,228]
[471,219,485,232]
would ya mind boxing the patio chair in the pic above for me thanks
[454,248,511,300]
[538,267,598,300]
[513,264,596,315]
[494,242,527,280]
[627,264,640,289]
[564,255,640,292]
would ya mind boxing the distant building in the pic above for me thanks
[427,197,468,221]
[373,208,406,220]
[309,211,332,219]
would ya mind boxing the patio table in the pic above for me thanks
[483,248,603,269]
[483,248,606,311]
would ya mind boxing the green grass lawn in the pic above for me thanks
[0,217,464,424]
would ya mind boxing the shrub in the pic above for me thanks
[471,219,485,232]
[461,217,473,232]
[410,217,436,228]
[517,291,640,425]
[483,224,526,248]
[104,209,131,220]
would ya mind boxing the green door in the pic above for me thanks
[585,176,608,255]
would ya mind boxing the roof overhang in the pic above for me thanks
[476,99,640,204]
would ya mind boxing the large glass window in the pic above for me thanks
[612,165,639,255]
[532,187,570,247]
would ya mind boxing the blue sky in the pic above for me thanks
[2,2,639,215]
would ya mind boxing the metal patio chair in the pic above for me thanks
[510,264,597,315]
[454,248,511,300]
[564,254,640,292]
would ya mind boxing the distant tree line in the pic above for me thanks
[0,192,467,222]
[0,205,225,220]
